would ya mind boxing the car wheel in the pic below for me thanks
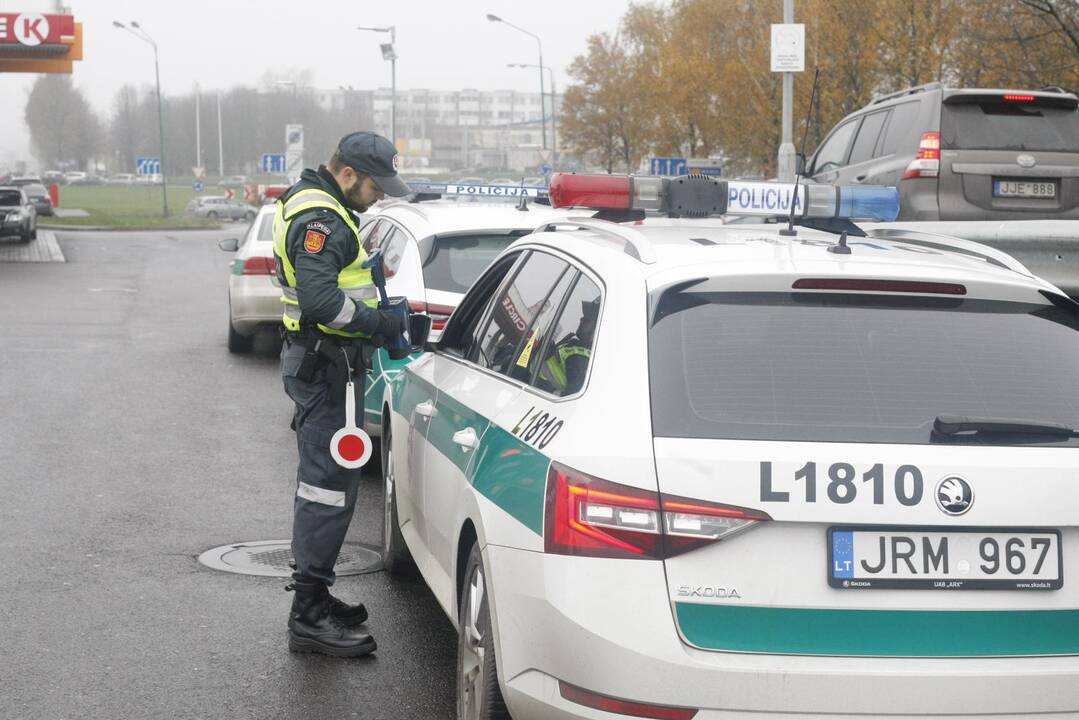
[20,224,31,243]
[244,211,255,221]
[457,543,510,720]
[226,299,254,354]
[30,223,37,240]
[381,424,414,575]
[207,211,218,220]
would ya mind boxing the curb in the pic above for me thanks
[38,223,224,232]
[0,230,65,263]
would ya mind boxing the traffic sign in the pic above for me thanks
[686,158,723,177]
[540,163,552,176]
[136,156,161,175]
[261,153,286,174]
[771,23,805,72]
[193,180,204,193]
[650,157,686,176]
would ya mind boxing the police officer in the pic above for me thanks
[274,132,410,657]
[543,299,598,395]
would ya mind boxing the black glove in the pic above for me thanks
[375,309,405,337]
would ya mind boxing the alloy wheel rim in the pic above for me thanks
[460,563,486,720]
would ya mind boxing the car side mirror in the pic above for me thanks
[795,153,807,176]
[218,237,239,252]
[409,313,432,353]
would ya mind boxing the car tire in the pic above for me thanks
[457,543,510,720]
[381,425,415,575]
[207,211,218,220]
[244,211,255,221]
[30,223,37,241]
[226,299,254,354]
[20,224,31,244]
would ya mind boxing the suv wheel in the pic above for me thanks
[207,211,218,220]
[381,423,415,575]
[457,543,510,720]
[244,210,255,221]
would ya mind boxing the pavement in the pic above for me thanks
[0,229,456,719]
[0,230,65,263]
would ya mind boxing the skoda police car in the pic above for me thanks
[380,172,1079,719]
[359,182,563,439]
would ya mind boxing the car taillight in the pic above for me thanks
[902,131,940,180]
[407,301,454,331]
[559,680,698,720]
[242,256,276,275]
[544,462,770,560]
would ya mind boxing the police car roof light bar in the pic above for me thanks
[539,217,657,264]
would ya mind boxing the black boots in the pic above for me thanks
[287,580,376,657]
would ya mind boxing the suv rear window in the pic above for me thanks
[420,232,524,294]
[649,290,1079,444]
[942,99,1079,152]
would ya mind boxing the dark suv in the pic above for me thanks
[0,186,37,243]
[804,83,1079,221]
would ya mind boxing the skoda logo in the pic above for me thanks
[936,476,974,516]
[1017,154,1036,168]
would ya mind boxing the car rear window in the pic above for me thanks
[942,99,1079,152]
[648,290,1079,444]
[0,190,21,205]
[420,232,524,294]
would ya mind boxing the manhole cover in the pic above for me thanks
[198,540,382,577]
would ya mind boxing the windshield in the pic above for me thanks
[648,290,1079,444]
[0,190,22,205]
[942,100,1079,152]
[420,232,524,294]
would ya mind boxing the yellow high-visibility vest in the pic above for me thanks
[272,187,378,337]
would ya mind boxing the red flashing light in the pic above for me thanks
[549,173,632,209]
[559,681,698,720]
[1004,94,1035,102]
[793,278,967,295]
[902,131,941,180]
[242,256,276,275]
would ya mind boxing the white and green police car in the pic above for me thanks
[380,173,1079,719]
[357,183,562,440]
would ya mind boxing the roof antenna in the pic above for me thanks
[515,177,530,212]
[827,230,851,254]
[779,67,820,237]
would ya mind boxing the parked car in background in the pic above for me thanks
[10,176,43,187]
[43,170,65,186]
[185,196,256,221]
[135,173,162,185]
[63,171,88,185]
[0,186,37,242]
[219,175,249,189]
[107,173,137,185]
[806,83,1079,221]
[218,204,278,353]
[22,183,53,216]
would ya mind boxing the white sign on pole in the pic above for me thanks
[285,124,304,184]
[770,23,805,73]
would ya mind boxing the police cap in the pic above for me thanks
[336,131,410,197]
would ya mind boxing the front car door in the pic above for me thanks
[809,117,860,184]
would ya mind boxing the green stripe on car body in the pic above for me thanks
[388,367,549,535]
[675,603,1079,657]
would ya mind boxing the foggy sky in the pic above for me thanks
[0,0,636,165]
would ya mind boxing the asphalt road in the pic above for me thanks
[0,229,456,719]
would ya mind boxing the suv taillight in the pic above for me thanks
[543,462,771,560]
[407,301,453,331]
[902,131,941,179]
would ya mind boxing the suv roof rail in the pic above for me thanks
[538,217,657,264]
[1039,85,1068,94]
[871,81,942,105]
[865,227,1032,276]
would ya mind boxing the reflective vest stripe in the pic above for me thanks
[543,343,591,390]
[272,186,377,338]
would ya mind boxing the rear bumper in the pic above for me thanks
[485,545,1079,718]
[229,276,280,334]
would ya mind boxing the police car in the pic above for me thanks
[379,173,1079,718]
[359,182,564,438]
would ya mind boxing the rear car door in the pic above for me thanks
[418,250,575,609]
[939,92,1079,219]
[841,108,890,184]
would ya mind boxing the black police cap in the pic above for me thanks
[336,131,409,197]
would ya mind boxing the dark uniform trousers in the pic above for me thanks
[281,339,365,586]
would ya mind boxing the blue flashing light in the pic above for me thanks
[836,186,900,222]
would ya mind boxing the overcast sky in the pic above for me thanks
[0,0,637,165]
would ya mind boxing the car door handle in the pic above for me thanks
[452,427,479,451]
[855,173,868,182]
[415,400,435,418]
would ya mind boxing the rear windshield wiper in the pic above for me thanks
[932,414,1079,440]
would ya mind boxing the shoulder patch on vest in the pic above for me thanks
[306,220,332,234]
[304,230,326,254]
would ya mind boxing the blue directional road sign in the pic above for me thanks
[193,180,205,193]
[649,157,686,176]
[262,153,287,174]
[136,156,161,175]
[540,163,552,176]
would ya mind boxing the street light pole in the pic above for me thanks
[114,20,169,217]
[487,14,547,152]
[508,63,557,163]
[357,26,397,146]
